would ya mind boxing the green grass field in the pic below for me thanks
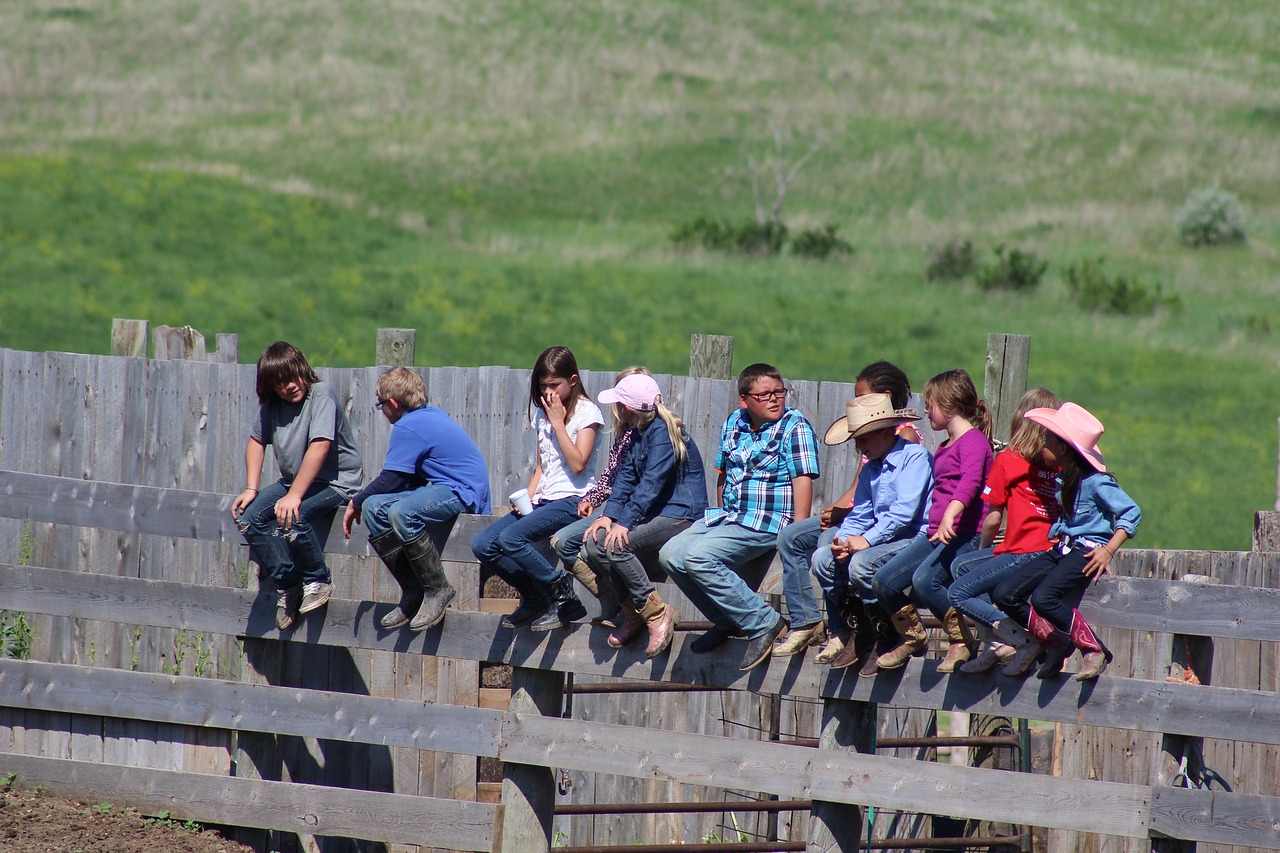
[1,1,1277,549]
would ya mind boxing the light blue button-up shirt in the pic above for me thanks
[835,437,934,546]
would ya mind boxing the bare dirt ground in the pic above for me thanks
[0,783,254,853]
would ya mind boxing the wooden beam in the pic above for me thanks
[689,334,734,380]
[376,328,416,367]
[983,332,1031,445]
[0,752,497,851]
[497,667,564,852]
[110,319,148,358]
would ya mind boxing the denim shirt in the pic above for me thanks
[1049,471,1141,546]
[602,418,709,530]
[836,437,934,546]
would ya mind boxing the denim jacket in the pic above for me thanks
[602,418,709,529]
[1049,471,1141,547]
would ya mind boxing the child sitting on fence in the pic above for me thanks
[992,402,1141,681]
[872,368,994,672]
[581,372,708,658]
[773,359,922,662]
[547,367,654,629]
[471,345,603,632]
[946,387,1061,674]
[658,362,821,672]
[232,342,363,630]
[342,367,491,632]
[811,393,934,672]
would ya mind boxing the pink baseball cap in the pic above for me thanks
[598,374,661,411]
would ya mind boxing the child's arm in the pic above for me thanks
[1083,529,1130,579]
[821,466,862,529]
[932,435,990,543]
[791,474,815,522]
[543,392,599,475]
[276,438,332,527]
[713,470,725,509]
[979,507,1004,549]
[526,458,543,500]
[232,438,267,517]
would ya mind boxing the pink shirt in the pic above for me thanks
[926,428,993,536]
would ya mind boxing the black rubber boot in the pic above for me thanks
[529,573,588,632]
[402,530,457,632]
[369,532,422,630]
[500,571,551,629]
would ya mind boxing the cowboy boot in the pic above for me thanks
[828,599,871,670]
[960,624,1015,673]
[814,632,847,665]
[772,622,827,658]
[639,591,678,658]
[607,598,644,649]
[1070,609,1113,681]
[936,608,973,673]
[402,530,457,631]
[567,558,622,628]
[529,572,588,631]
[876,604,928,670]
[859,607,896,677]
[368,532,423,630]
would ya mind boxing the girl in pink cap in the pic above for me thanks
[992,402,1141,681]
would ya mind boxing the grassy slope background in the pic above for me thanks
[1,0,1277,549]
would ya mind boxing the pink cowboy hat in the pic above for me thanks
[1024,402,1106,472]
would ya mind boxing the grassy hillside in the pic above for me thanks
[1,1,1277,549]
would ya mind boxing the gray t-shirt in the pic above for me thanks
[251,380,363,498]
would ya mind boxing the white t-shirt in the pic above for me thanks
[532,399,604,502]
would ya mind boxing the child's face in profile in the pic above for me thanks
[926,398,950,431]
[273,374,308,404]
[1041,433,1066,468]
[855,426,896,461]
[741,377,787,427]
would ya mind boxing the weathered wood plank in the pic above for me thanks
[1151,786,1280,848]
[0,752,497,851]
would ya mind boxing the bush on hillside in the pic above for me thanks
[790,224,853,260]
[671,216,788,257]
[925,238,976,281]
[1176,184,1247,247]
[975,245,1047,291]
[1064,257,1182,316]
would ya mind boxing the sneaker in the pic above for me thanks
[299,581,334,614]
[275,584,302,630]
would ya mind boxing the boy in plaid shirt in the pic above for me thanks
[659,363,820,671]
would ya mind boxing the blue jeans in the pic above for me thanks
[551,509,604,567]
[471,496,581,585]
[361,484,466,553]
[658,519,780,639]
[872,531,979,617]
[812,536,914,627]
[776,516,827,629]
[948,547,1044,628]
[240,479,344,588]
[583,515,692,604]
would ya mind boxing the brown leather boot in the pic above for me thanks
[876,604,928,670]
[936,608,973,673]
[639,591,677,658]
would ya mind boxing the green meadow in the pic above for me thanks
[1,1,1277,549]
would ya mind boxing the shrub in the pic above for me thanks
[671,216,734,252]
[1176,184,1247,247]
[670,216,787,257]
[1064,258,1182,315]
[975,245,1047,291]
[790,224,853,259]
[734,220,788,256]
[926,238,976,281]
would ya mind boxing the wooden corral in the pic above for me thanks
[0,339,1279,852]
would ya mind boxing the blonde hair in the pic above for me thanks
[1007,387,1061,462]
[630,401,691,465]
[608,366,652,433]
[375,367,428,410]
[924,369,993,441]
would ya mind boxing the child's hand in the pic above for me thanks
[231,488,258,517]
[931,516,957,544]
[544,390,567,425]
[819,504,849,530]
[275,494,302,529]
[342,503,360,539]
[577,500,594,518]
[585,516,612,541]
[604,523,631,551]
[1082,546,1115,579]
[845,535,871,553]
[830,537,851,562]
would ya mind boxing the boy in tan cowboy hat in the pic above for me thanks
[811,393,934,672]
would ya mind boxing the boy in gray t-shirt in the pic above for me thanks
[232,342,363,629]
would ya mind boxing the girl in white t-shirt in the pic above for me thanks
[471,345,603,631]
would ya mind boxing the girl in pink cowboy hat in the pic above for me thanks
[991,402,1141,681]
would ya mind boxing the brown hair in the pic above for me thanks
[923,369,992,441]
[1007,387,1061,462]
[529,345,587,420]
[376,367,428,411]
[737,363,784,397]
[255,342,319,404]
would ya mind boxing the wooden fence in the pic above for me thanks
[1,341,1279,852]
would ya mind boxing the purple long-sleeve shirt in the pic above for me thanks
[926,428,993,536]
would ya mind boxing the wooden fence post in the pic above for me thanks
[983,333,1031,445]
[376,328,416,367]
[807,697,875,851]
[689,334,734,380]
[497,666,564,852]
[152,325,207,361]
[110,319,149,357]
[213,333,239,364]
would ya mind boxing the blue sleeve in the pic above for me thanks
[610,425,677,530]
[1096,477,1142,537]
[351,469,419,510]
[602,438,642,524]
[785,417,822,479]
[860,448,933,546]
[383,421,424,475]
[836,466,875,539]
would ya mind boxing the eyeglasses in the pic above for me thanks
[745,388,789,403]
[372,399,386,412]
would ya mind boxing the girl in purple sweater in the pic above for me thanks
[871,369,994,671]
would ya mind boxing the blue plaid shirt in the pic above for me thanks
[708,406,821,534]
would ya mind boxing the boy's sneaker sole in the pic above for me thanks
[300,582,334,614]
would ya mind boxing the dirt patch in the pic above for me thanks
[0,783,254,853]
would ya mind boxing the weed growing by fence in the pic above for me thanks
[1064,258,1182,315]
[926,238,977,282]
[975,245,1048,291]
[1,612,32,660]
[1176,184,1247,247]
